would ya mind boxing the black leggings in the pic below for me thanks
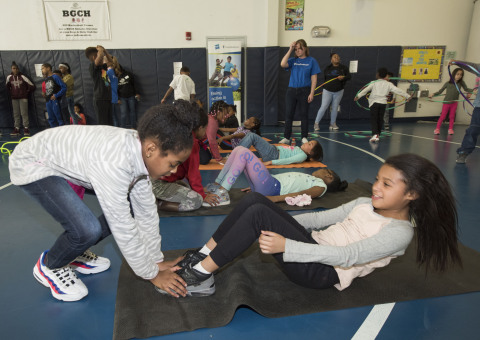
[210,192,339,289]
[370,102,387,135]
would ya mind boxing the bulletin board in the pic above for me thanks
[399,46,445,82]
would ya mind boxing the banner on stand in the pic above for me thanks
[207,38,244,121]
[43,1,111,41]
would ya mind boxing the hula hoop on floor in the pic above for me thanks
[0,137,30,156]
[355,77,411,111]
[314,76,341,96]
[344,131,392,139]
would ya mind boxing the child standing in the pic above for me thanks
[161,66,196,103]
[6,61,35,136]
[430,67,472,135]
[152,101,220,210]
[42,63,67,128]
[9,101,202,301]
[71,103,87,125]
[355,68,411,142]
[158,153,461,296]
[453,60,480,163]
[58,62,76,124]
[118,66,140,129]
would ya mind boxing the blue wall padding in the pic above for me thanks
[0,46,400,128]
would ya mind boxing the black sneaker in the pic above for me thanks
[176,248,207,268]
[155,263,215,297]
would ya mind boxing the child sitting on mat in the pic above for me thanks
[205,100,229,164]
[238,132,323,164]
[202,145,347,207]
[217,116,262,150]
[220,104,240,129]
[156,153,461,297]
[152,101,221,210]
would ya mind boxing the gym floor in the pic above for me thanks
[0,120,479,339]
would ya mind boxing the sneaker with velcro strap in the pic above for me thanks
[154,263,215,297]
[70,249,111,274]
[176,248,207,268]
[33,251,88,302]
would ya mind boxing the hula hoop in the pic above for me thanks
[1,137,30,156]
[355,77,411,111]
[448,61,480,110]
[314,76,341,96]
[344,131,392,139]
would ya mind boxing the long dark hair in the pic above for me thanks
[450,68,464,84]
[137,100,200,156]
[384,154,462,272]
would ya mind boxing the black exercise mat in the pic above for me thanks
[157,179,372,217]
[113,241,480,339]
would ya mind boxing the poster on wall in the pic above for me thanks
[399,46,445,82]
[285,0,304,30]
[43,1,111,41]
[207,38,244,122]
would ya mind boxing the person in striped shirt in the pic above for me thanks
[9,100,201,301]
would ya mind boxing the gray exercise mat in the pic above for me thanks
[113,241,480,339]
[157,179,372,217]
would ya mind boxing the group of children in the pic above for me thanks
[9,96,464,301]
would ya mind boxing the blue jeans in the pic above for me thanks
[457,107,480,155]
[46,100,64,127]
[238,133,279,162]
[65,96,77,124]
[20,176,111,269]
[120,96,137,129]
[315,89,344,125]
[112,103,126,128]
[284,87,310,139]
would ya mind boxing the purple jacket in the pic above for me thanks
[6,72,35,99]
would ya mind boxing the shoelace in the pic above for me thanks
[80,250,98,262]
[52,267,79,287]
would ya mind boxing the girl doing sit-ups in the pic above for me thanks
[157,153,462,297]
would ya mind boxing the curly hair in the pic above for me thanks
[137,100,201,156]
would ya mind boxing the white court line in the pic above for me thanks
[315,135,386,163]
[0,182,13,190]
[389,131,480,148]
[351,303,396,340]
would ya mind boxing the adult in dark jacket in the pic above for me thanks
[6,62,35,136]
[117,66,140,129]
[314,53,351,131]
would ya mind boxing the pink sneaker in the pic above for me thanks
[434,129,440,135]
[448,129,454,135]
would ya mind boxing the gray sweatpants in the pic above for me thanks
[12,98,29,128]
[152,180,203,212]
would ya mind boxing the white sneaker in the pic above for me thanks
[314,123,320,132]
[70,250,111,274]
[278,138,290,144]
[329,123,339,131]
[369,134,380,143]
[301,137,308,144]
[202,187,230,207]
[33,251,88,302]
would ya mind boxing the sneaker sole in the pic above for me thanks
[33,262,87,302]
[202,200,230,207]
[154,276,216,297]
[70,260,111,274]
